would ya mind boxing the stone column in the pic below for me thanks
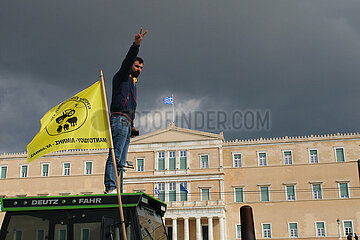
[219,146,224,171]
[196,217,201,240]
[172,218,177,240]
[208,217,214,240]
[224,217,227,240]
[219,217,225,240]
[154,152,157,171]
[184,217,189,240]
[220,179,224,201]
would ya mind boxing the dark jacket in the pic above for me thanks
[110,44,139,122]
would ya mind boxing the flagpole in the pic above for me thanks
[100,70,127,240]
[172,94,175,123]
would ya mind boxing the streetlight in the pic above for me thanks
[337,219,342,240]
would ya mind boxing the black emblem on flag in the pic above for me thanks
[46,96,90,136]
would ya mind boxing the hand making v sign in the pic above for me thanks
[134,28,148,46]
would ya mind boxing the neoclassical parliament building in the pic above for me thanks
[1,123,360,239]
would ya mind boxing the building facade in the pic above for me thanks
[1,123,360,239]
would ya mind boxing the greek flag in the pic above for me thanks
[180,184,188,193]
[154,187,160,195]
[163,96,173,105]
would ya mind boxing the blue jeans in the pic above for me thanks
[104,115,131,191]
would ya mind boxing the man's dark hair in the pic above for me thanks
[135,57,144,64]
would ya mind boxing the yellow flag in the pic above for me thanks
[27,81,110,162]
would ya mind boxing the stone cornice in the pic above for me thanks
[2,132,359,158]
[224,132,360,146]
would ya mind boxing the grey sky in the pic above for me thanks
[1,0,360,153]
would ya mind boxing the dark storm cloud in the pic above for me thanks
[1,0,360,153]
